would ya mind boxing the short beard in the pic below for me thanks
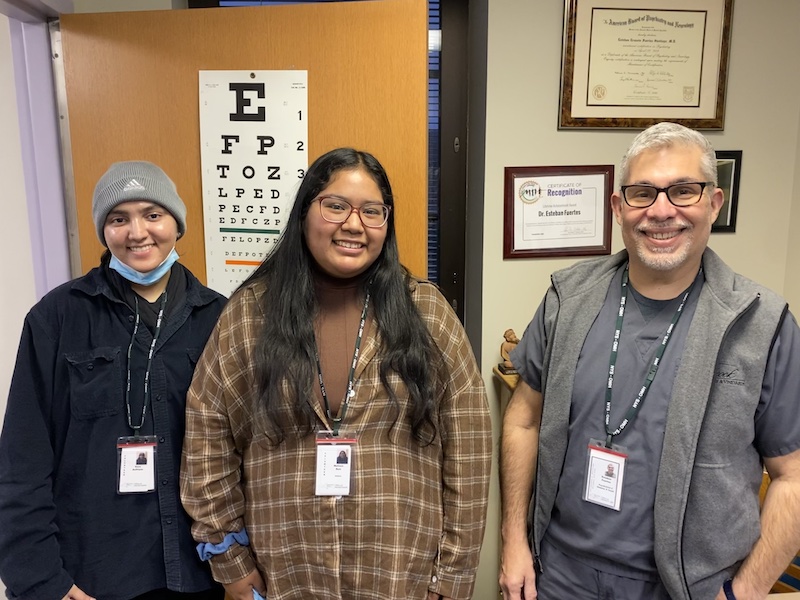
[630,223,693,271]
[636,242,690,271]
[632,223,694,271]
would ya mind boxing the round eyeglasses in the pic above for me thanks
[314,196,391,228]
[620,182,713,208]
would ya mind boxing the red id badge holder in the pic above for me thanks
[315,432,357,497]
[583,438,628,511]
[117,435,157,494]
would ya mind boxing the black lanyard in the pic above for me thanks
[604,266,693,448]
[125,293,168,433]
[314,291,370,436]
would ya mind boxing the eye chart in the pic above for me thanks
[199,70,308,297]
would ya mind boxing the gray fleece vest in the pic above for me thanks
[533,248,787,600]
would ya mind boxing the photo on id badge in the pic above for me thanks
[118,443,156,493]
[583,443,626,511]
[315,442,353,496]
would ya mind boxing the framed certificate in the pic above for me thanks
[712,150,742,233]
[503,165,614,259]
[559,0,734,129]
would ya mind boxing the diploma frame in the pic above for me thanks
[503,164,614,259]
[712,150,741,233]
[559,0,734,129]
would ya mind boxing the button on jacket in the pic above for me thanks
[0,264,226,600]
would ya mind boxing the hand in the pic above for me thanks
[223,569,267,600]
[61,584,95,600]
[499,541,537,600]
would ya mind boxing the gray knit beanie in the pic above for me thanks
[92,161,187,247]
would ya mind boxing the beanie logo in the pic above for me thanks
[123,179,147,192]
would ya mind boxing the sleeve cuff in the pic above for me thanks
[208,542,258,585]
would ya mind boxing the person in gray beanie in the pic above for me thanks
[0,160,226,600]
[93,160,187,248]
[90,160,190,295]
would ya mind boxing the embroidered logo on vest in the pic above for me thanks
[715,363,745,387]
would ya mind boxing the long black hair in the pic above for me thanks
[241,148,444,445]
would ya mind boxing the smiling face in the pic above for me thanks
[612,144,723,286]
[103,200,179,273]
[303,167,388,279]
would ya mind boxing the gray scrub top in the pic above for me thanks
[512,264,800,578]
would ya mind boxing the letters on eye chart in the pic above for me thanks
[199,71,308,297]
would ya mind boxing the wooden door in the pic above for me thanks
[60,0,428,281]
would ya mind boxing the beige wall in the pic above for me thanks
[785,112,800,305]
[473,1,800,597]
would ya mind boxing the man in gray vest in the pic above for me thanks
[499,122,800,600]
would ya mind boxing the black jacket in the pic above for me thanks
[0,264,226,600]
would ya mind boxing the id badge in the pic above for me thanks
[117,435,157,494]
[315,432,356,496]
[583,438,627,511]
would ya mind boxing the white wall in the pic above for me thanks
[0,14,38,598]
[0,15,36,443]
[473,1,800,596]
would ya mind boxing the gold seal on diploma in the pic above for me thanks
[519,180,542,204]
[592,84,607,101]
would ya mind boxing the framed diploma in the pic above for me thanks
[712,150,741,233]
[503,165,614,259]
[559,0,734,129]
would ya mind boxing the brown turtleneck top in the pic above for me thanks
[312,270,372,418]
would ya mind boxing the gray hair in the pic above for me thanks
[619,122,717,187]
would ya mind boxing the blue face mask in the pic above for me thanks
[109,248,180,286]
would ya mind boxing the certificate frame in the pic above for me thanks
[559,0,734,129]
[503,164,614,259]
[712,150,741,233]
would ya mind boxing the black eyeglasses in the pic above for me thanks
[620,182,713,208]
[314,196,391,228]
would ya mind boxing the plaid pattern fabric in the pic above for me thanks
[181,279,491,600]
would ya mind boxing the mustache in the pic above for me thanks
[635,219,690,232]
